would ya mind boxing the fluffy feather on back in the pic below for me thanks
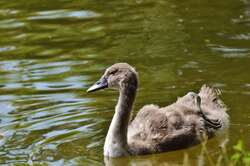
[127,85,229,154]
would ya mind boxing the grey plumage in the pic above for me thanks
[128,85,229,155]
[87,63,229,157]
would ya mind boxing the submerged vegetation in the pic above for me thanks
[230,140,250,166]
[182,139,250,166]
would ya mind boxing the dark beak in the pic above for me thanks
[87,77,108,93]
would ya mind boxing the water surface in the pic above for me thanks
[0,0,250,165]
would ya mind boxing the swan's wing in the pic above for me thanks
[127,104,199,154]
[128,105,167,140]
[154,125,199,152]
[127,105,169,154]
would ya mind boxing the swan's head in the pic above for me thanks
[87,63,138,92]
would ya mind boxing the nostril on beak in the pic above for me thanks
[86,77,108,93]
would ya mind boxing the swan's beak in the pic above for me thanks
[87,77,108,93]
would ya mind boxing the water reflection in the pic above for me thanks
[103,136,227,166]
[0,0,249,165]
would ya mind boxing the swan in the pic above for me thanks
[87,63,229,157]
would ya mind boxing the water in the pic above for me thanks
[0,0,249,165]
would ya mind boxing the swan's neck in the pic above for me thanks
[104,84,136,157]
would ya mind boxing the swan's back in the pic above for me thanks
[127,85,229,155]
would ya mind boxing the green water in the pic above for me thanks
[0,0,249,165]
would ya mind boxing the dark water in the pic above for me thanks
[0,0,250,165]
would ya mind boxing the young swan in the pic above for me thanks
[87,63,229,157]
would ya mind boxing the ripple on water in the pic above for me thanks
[32,82,82,90]
[0,19,25,29]
[0,46,16,53]
[182,61,199,69]
[0,60,87,93]
[27,10,101,20]
[208,44,250,58]
[0,9,19,15]
[231,33,250,40]
[0,90,99,163]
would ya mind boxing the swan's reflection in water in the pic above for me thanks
[104,136,229,166]
[104,151,212,166]
[104,152,194,166]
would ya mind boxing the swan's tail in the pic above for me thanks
[198,84,229,133]
[198,84,226,110]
